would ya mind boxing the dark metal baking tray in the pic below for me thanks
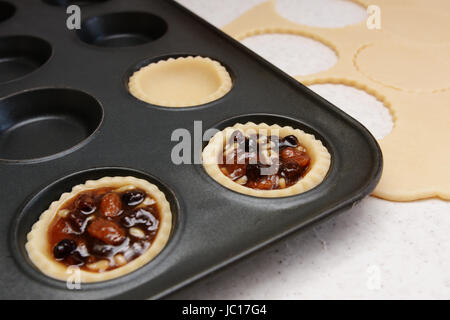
[0,0,382,299]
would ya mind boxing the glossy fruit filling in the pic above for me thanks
[48,187,160,272]
[218,130,311,190]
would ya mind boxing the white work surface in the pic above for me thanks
[168,0,450,299]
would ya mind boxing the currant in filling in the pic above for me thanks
[218,130,311,190]
[48,187,160,272]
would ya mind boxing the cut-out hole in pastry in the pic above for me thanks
[241,33,337,76]
[128,56,233,108]
[355,43,450,93]
[223,0,450,202]
[175,0,266,27]
[276,0,367,28]
[309,84,393,139]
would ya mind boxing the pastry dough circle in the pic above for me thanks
[25,176,172,283]
[128,56,232,107]
[202,122,331,198]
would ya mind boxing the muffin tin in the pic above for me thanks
[0,0,382,299]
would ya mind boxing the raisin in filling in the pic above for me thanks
[218,131,311,190]
[48,187,160,272]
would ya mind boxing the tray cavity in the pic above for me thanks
[127,55,233,108]
[43,0,108,7]
[0,88,103,162]
[0,36,52,83]
[77,12,167,47]
[0,1,14,23]
[10,167,180,287]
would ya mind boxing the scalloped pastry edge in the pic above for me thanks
[202,122,331,198]
[128,56,233,107]
[25,176,172,283]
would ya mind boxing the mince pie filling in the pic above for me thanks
[219,130,311,190]
[48,187,160,272]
